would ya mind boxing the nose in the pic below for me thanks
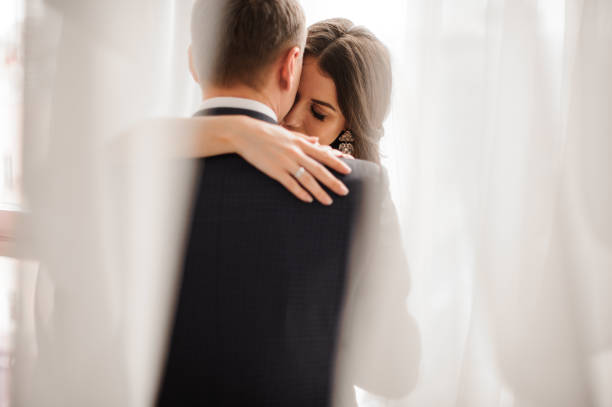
[281,106,304,133]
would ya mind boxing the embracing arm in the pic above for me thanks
[129,115,352,205]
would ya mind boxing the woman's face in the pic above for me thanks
[282,57,346,146]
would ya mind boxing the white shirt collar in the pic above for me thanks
[198,97,278,122]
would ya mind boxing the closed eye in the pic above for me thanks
[310,104,326,121]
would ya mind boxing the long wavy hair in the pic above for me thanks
[305,18,392,164]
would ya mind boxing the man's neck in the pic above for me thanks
[202,84,280,120]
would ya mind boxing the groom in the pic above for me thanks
[157,1,418,406]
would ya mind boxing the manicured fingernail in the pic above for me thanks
[339,184,349,195]
[325,196,333,205]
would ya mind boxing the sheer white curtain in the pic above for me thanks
[16,0,611,406]
[18,1,199,406]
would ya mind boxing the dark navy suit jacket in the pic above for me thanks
[156,109,418,406]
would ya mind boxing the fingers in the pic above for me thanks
[298,155,350,200]
[293,164,334,206]
[331,149,355,159]
[277,172,313,203]
[293,132,319,144]
[238,123,351,205]
[300,140,352,174]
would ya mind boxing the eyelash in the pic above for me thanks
[310,105,326,121]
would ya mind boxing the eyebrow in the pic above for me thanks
[311,98,337,112]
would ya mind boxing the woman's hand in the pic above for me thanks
[229,116,352,205]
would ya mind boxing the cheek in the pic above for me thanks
[303,118,336,146]
[316,118,344,146]
[300,116,325,141]
[317,128,339,146]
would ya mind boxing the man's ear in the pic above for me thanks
[279,46,301,90]
[188,45,200,84]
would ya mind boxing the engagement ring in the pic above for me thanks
[294,167,306,180]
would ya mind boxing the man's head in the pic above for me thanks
[189,0,306,119]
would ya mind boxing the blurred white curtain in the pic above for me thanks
[16,0,612,406]
[18,1,198,406]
